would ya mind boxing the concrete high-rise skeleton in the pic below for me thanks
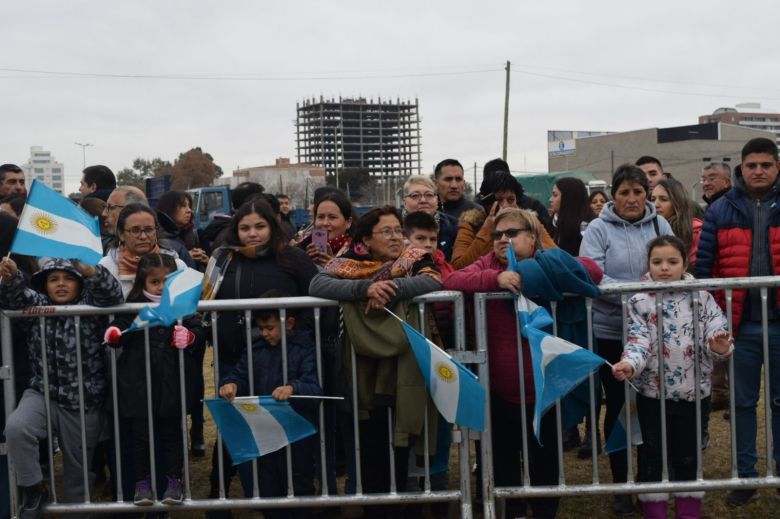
[296,96,422,193]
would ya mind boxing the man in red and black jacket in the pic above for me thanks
[696,137,780,507]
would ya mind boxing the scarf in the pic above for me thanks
[202,244,273,300]
[118,244,161,280]
[329,234,352,257]
[323,246,440,283]
[142,290,162,303]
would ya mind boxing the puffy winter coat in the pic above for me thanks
[695,177,780,330]
[0,261,124,411]
[112,311,205,419]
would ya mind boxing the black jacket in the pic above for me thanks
[214,246,319,367]
[113,311,205,419]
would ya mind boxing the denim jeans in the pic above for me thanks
[733,321,780,477]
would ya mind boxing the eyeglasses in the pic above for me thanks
[700,175,726,183]
[125,226,157,237]
[405,192,437,201]
[106,203,125,212]
[372,227,404,239]
[491,227,530,240]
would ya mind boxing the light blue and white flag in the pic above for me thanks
[126,267,204,332]
[205,396,316,465]
[391,310,486,432]
[11,180,103,265]
[517,295,606,442]
[604,390,643,454]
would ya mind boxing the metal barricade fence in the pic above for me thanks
[475,275,780,518]
[0,291,476,517]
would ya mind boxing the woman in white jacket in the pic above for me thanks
[613,236,733,519]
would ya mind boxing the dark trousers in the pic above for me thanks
[132,415,184,478]
[597,338,629,483]
[636,394,710,484]
[359,406,410,495]
[491,395,560,519]
[236,436,316,519]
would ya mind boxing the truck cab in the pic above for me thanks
[187,186,231,230]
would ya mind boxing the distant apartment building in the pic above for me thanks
[295,96,422,181]
[548,122,773,197]
[22,146,64,193]
[217,158,326,207]
[699,103,780,145]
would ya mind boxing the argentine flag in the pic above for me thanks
[126,267,204,332]
[393,312,486,432]
[206,397,316,465]
[517,295,607,442]
[604,390,643,454]
[11,180,103,265]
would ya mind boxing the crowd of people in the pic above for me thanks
[0,135,776,519]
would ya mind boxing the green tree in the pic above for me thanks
[117,157,171,190]
[116,168,145,189]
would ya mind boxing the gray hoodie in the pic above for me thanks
[579,201,673,340]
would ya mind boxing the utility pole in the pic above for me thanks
[473,162,477,191]
[502,60,511,160]
[74,142,93,170]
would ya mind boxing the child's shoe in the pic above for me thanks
[133,477,154,506]
[19,481,48,519]
[162,475,183,505]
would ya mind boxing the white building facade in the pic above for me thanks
[22,146,65,193]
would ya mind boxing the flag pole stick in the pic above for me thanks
[383,307,404,323]
[603,361,640,393]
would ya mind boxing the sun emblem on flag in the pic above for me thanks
[30,212,58,235]
[435,362,457,383]
[240,403,259,413]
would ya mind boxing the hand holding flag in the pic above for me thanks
[125,267,204,333]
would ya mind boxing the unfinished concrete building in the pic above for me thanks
[295,96,422,187]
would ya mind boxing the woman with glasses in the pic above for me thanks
[579,165,674,517]
[402,176,458,261]
[99,203,187,299]
[451,171,556,269]
[445,207,602,519]
[309,206,442,511]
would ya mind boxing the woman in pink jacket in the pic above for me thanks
[445,207,602,519]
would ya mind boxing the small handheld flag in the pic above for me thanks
[516,295,606,442]
[604,390,643,454]
[126,267,204,332]
[387,308,486,432]
[206,396,316,465]
[11,180,103,265]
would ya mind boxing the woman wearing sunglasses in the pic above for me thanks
[445,207,602,519]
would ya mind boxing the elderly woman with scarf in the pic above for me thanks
[309,205,442,503]
[201,199,319,503]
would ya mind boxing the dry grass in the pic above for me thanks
[48,348,780,518]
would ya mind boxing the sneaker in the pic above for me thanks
[725,488,757,507]
[19,482,48,519]
[162,475,183,505]
[612,494,634,516]
[133,477,154,506]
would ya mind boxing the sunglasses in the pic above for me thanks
[491,227,530,240]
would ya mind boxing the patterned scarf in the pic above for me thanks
[118,244,161,280]
[329,234,352,257]
[202,244,273,300]
[323,246,440,283]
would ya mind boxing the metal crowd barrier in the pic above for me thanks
[0,291,475,517]
[475,275,780,518]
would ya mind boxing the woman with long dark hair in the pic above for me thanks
[651,178,702,268]
[156,190,208,268]
[549,177,593,256]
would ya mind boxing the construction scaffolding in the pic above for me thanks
[296,96,422,200]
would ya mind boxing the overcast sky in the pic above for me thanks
[2,1,778,195]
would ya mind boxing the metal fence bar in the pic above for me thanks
[177,318,192,502]
[313,307,329,496]
[0,314,18,514]
[621,294,635,484]
[692,291,703,480]
[279,308,295,498]
[243,309,260,499]
[210,311,227,500]
[37,317,57,504]
[585,297,600,484]
[475,293,496,519]
[654,293,668,482]
[761,287,775,477]
[513,297,531,488]
[143,326,158,502]
[416,302,431,494]
[73,316,91,504]
[108,343,123,502]
[726,289,738,479]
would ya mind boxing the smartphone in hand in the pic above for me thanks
[312,229,329,252]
